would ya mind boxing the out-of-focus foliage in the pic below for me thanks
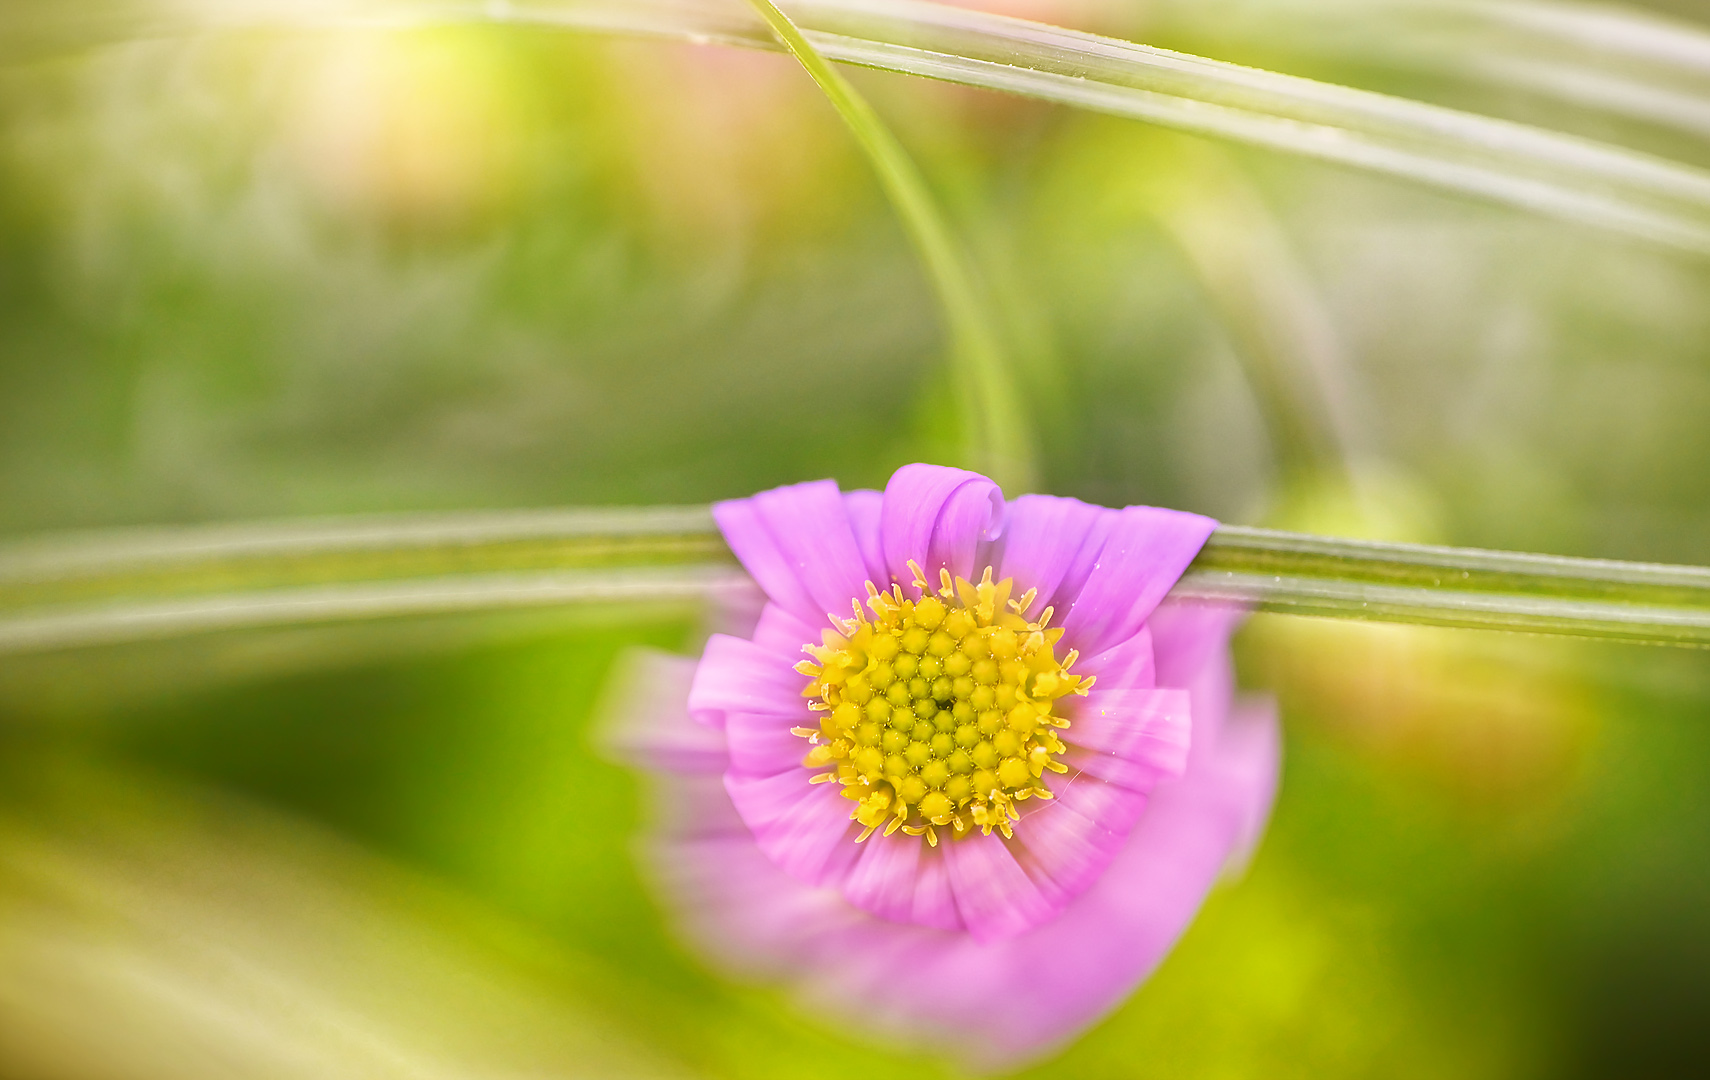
[4,1,1710,1076]
[0,755,699,1080]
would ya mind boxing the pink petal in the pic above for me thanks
[749,603,820,656]
[1065,686,1193,788]
[943,830,1060,943]
[594,649,729,775]
[652,773,751,843]
[878,464,1004,588]
[843,488,887,586]
[1201,698,1283,870]
[687,633,810,730]
[841,828,923,924]
[1061,744,1179,792]
[1078,625,1158,691]
[923,697,1277,1066]
[713,479,874,626]
[1058,506,1217,657]
[1051,768,1152,837]
[706,575,768,641]
[724,710,811,779]
[838,830,966,931]
[1024,696,1281,995]
[1150,599,1247,695]
[620,468,1278,1069]
[995,494,1115,613]
[910,848,963,931]
[1010,777,1146,901]
[1152,601,1245,769]
[631,646,1282,1070]
[646,832,855,978]
[725,770,863,888]
[712,497,814,622]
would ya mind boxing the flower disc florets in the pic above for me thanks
[793,561,1093,846]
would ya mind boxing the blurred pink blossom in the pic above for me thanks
[607,465,1279,1065]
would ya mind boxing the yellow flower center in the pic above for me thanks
[793,563,1093,846]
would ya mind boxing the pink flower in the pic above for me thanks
[606,464,1279,1066]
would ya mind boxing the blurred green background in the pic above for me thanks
[3,1,1710,1076]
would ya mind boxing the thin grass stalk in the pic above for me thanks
[741,0,1036,491]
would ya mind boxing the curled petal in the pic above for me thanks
[879,464,1004,586]
[714,480,875,625]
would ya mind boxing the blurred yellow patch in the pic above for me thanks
[1250,472,1598,808]
[288,31,529,227]
[596,41,856,257]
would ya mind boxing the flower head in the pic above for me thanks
[606,464,1279,1065]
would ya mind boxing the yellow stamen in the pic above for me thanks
[794,564,1089,844]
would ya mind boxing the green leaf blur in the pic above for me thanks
[4,2,1710,1076]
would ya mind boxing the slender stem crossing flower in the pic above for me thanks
[605,464,1280,1063]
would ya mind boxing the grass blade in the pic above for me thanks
[742,0,1037,491]
[1167,0,1710,142]
[6,509,1710,652]
[10,0,1710,252]
[1186,526,1710,646]
[497,0,1710,254]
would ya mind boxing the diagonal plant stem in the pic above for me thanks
[4,510,1710,653]
[1163,0,1710,143]
[615,0,1710,254]
[742,0,1035,492]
